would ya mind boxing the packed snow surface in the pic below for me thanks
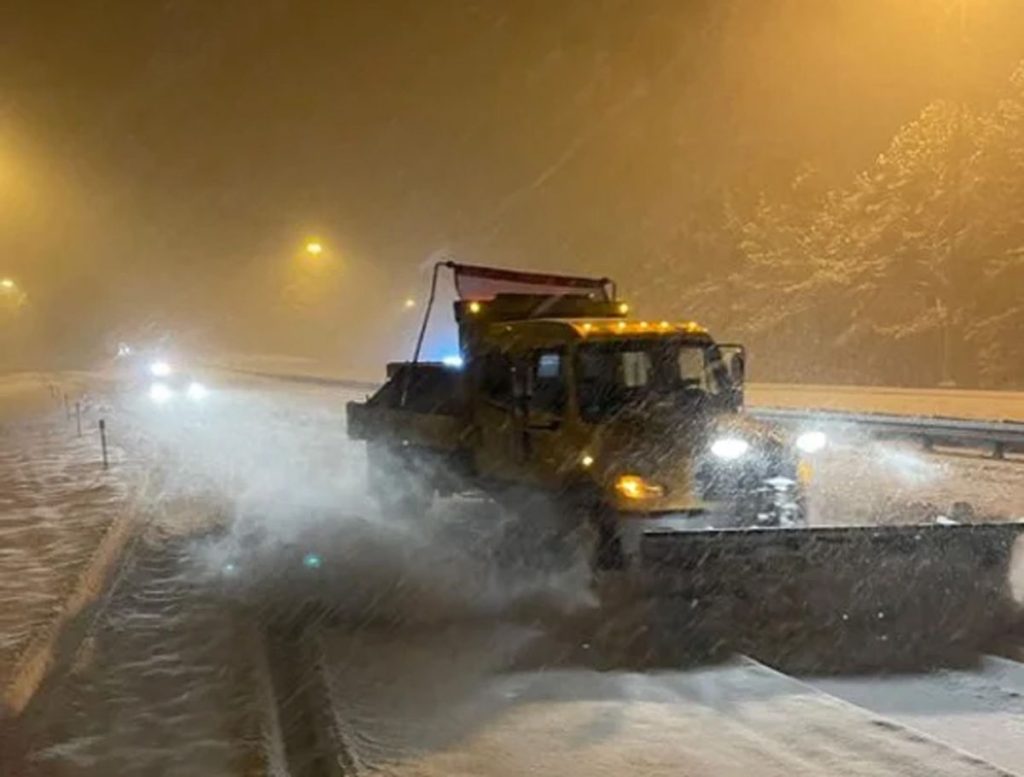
[321,624,1016,776]
[3,363,1024,775]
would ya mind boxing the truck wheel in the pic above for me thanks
[554,490,626,572]
[367,443,433,517]
[492,488,576,571]
[593,520,625,570]
[574,503,624,571]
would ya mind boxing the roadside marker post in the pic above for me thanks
[99,419,109,469]
[75,401,82,437]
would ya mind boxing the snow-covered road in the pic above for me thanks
[4,366,1024,776]
[318,623,1021,776]
[806,655,1024,775]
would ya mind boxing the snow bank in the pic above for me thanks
[0,393,133,714]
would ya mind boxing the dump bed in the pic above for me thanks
[346,362,469,452]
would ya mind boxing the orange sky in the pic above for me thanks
[2,0,1024,368]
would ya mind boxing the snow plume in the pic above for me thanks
[123,377,596,623]
[808,427,1024,527]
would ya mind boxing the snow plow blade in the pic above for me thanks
[640,522,1024,671]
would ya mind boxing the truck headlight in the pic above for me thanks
[796,430,827,454]
[614,474,665,500]
[710,437,749,460]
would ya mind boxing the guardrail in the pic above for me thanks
[753,407,1024,460]
[747,383,1024,423]
[212,364,1024,461]
[213,365,379,392]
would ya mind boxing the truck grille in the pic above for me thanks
[693,445,793,502]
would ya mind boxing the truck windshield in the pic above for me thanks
[576,339,729,422]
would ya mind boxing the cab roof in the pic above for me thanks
[484,317,710,345]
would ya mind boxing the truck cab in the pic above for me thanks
[348,263,805,567]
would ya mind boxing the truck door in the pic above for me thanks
[473,350,523,481]
[522,347,569,486]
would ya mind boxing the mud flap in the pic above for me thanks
[639,522,1024,671]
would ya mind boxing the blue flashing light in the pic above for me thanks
[441,354,464,369]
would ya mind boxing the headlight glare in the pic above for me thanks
[186,381,209,401]
[711,437,749,460]
[796,430,827,454]
[149,382,174,403]
[149,360,172,377]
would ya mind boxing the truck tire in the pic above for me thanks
[366,443,433,517]
[559,492,624,572]
[492,488,575,571]
[592,513,626,570]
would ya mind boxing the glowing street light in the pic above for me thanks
[305,241,323,257]
[1,278,15,290]
[403,297,416,309]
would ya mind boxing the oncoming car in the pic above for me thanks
[145,360,210,405]
[114,346,211,405]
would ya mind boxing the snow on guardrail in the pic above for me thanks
[753,407,1024,459]
[747,383,1024,423]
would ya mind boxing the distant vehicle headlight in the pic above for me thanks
[149,360,172,377]
[149,382,174,403]
[796,430,827,454]
[186,381,209,401]
[710,437,750,460]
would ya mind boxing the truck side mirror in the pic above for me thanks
[715,344,745,384]
[715,343,746,409]
[728,352,745,385]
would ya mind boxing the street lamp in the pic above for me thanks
[305,241,323,257]
[403,297,416,309]
[0,278,14,290]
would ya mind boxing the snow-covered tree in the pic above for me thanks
[720,63,1024,387]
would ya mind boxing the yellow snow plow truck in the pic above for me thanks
[348,261,1024,666]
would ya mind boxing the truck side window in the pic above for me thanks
[529,349,566,415]
[621,351,652,387]
[677,348,710,391]
[481,352,514,407]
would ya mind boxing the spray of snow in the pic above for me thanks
[117,373,596,623]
